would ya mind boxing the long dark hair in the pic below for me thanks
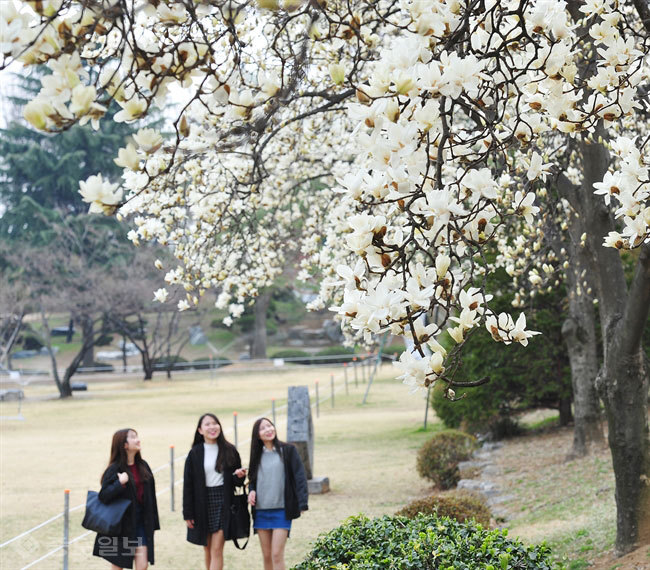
[248,417,283,486]
[192,413,237,473]
[102,428,151,482]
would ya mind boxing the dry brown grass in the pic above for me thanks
[1,366,435,569]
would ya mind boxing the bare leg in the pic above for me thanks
[110,565,122,570]
[257,529,273,570]
[207,530,225,570]
[203,545,210,570]
[271,529,288,570]
[134,546,148,570]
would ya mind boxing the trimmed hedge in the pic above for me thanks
[271,349,312,365]
[396,490,491,527]
[293,514,557,569]
[416,430,477,489]
[190,357,232,370]
[315,345,356,363]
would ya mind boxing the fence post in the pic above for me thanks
[423,387,431,429]
[170,445,175,512]
[361,356,367,383]
[315,381,320,418]
[271,398,277,426]
[344,366,349,395]
[353,357,358,386]
[331,375,335,408]
[63,489,70,570]
[233,411,238,448]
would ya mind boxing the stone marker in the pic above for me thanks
[287,385,330,494]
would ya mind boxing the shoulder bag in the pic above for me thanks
[81,490,131,536]
[229,485,250,549]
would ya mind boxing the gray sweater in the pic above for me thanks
[256,447,285,509]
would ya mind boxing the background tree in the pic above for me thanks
[5,0,649,555]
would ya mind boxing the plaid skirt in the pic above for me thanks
[206,486,225,533]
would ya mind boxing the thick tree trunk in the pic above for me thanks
[562,291,603,457]
[557,133,650,554]
[599,347,650,554]
[142,352,154,380]
[81,315,94,368]
[39,306,71,398]
[558,396,573,427]
[250,290,272,359]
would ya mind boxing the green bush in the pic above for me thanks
[381,343,407,361]
[395,490,491,527]
[152,355,189,370]
[315,345,356,363]
[95,334,114,346]
[210,318,231,329]
[83,361,114,373]
[22,336,43,350]
[293,514,557,569]
[190,357,232,370]
[416,429,477,489]
[271,349,312,364]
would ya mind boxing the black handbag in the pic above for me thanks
[81,490,131,536]
[229,486,250,550]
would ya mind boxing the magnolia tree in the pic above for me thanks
[3,0,649,554]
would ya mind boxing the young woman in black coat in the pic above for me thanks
[247,417,308,570]
[93,428,160,570]
[183,413,247,570]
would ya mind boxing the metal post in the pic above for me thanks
[170,445,175,511]
[271,398,277,426]
[423,387,431,429]
[344,367,349,395]
[331,375,335,408]
[353,357,358,386]
[63,489,70,570]
[210,357,215,382]
[315,381,320,418]
[233,412,238,448]
[361,357,367,383]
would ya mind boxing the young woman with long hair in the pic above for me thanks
[92,428,160,570]
[247,417,308,570]
[183,413,247,570]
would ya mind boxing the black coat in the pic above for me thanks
[183,443,244,545]
[92,462,160,568]
[249,442,309,521]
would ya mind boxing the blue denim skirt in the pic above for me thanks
[253,508,292,531]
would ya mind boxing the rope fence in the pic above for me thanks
[1,352,394,570]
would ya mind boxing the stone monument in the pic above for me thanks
[286,385,330,494]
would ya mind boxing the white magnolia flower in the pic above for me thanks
[133,129,163,154]
[114,144,140,171]
[153,288,169,303]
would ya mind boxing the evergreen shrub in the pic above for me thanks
[416,429,477,489]
[395,490,491,526]
[315,345,356,363]
[293,514,557,569]
[190,357,232,369]
[271,349,312,364]
[152,355,189,370]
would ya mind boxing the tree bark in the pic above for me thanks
[80,314,94,368]
[39,305,71,398]
[250,290,272,359]
[580,137,650,554]
[557,133,650,554]
[561,229,603,457]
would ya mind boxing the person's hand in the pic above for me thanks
[117,472,128,485]
[248,490,256,506]
[234,467,247,478]
[185,519,195,529]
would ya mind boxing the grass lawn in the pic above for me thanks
[0,365,437,569]
[0,364,620,569]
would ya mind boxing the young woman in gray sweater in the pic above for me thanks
[247,418,308,570]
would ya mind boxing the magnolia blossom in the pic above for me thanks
[79,174,122,214]
[153,288,169,303]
